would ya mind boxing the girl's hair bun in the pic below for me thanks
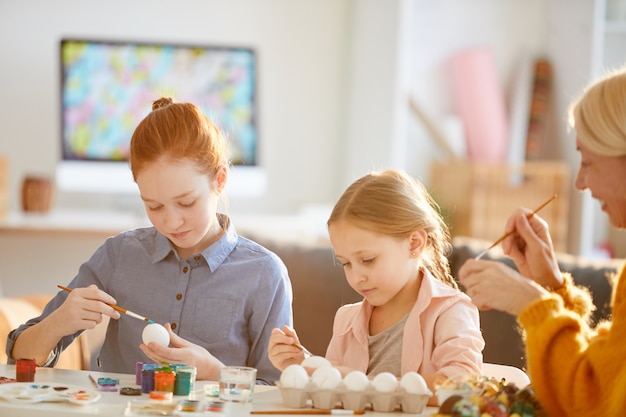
[152,97,175,111]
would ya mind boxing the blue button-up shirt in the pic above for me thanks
[7,215,293,384]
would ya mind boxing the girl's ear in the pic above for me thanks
[214,165,228,193]
[408,229,428,257]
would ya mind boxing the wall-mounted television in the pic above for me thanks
[57,38,265,196]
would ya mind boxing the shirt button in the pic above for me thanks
[176,293,182,300]
[194,255,200,261]
[183,266,189,273]
[171,323,177,330]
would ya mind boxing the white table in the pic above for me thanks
[0,365,436,416]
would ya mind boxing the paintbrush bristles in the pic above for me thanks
[474,194,557,260]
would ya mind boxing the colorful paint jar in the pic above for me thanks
[154,368,176,393]
[15,358,37,382]
[173,366,197,396]
[96,377,119,392]
[135,361,144,385]
[141,364,157,394]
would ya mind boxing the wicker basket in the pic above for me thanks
[21,175,54,213]
[429,160,570,252]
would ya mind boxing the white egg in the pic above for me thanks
[311,366,342,390]
[400,372,430,394]
[279,364,310,389]
[141,323,170,346]
[342,370,370,392]
[301,355,332,369]
[372,372,399,393]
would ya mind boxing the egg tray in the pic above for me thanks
[277,382,431,413]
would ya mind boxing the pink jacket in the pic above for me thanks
[325,269,484,378]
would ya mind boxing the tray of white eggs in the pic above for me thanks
[277,356,432,413]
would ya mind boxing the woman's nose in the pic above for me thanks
[574,168,586,191]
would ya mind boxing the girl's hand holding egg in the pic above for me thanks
[142,323,170,346]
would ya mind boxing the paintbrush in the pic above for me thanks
[474,194,558,260]
[57,285,153,323]
[88,374,98,389]
[250,410,365,415]
[291,342,314,358]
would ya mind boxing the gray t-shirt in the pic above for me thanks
[6,214,293,384]
[366,313,408,376]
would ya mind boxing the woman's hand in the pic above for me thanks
[501,209,563,289]
[139,323,224,380]
[48,284,121,338]
[459,259,548,316]
[267,325,306,372]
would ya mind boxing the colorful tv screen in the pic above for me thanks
[60,38,258,166]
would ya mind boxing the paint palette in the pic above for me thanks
[0,383,101,405]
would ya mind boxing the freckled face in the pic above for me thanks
[574,139,626,228]
[328,220,419,307]
[135,159,223,258]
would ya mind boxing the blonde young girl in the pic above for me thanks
[269,169,484,395]
[8,98,293,384]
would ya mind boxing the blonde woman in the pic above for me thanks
[460,66,626,416]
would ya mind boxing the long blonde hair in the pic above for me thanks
[328,169,456,289]
[569,66,626,156]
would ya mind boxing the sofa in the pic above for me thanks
[252,234,623,371]
[2,234,620,372]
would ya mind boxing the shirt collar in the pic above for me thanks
[150,214,237,271]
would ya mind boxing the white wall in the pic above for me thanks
[2,0,608,296]
[0,0,352,216]
[0,0,556,216]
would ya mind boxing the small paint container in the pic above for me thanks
[204,383,220,398]
[207,400,225,412]
[135,361,144,385]
[15,358,37,382]
[141,365,157,394]
[177,399,201,412]
[149,390,173,401]
[154,368,176,393]
[96,377,119,392]
[174,365,197,396]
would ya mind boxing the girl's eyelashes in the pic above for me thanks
[335,257,374,267]
[145,200,196,210]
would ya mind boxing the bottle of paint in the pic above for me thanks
[135,361,144,385]
[174,365,197,396]
[154,367,176,393]
[141,364,157,393]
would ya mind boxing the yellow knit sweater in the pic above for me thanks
[519,264,626,417]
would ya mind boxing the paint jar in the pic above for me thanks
[15,358,37,382]
[141,365,157,394]
[135,361,144,385]
[154,368,176,393]
[174,366,197,396]
[97,377,119,392]
[150,390,173,401]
